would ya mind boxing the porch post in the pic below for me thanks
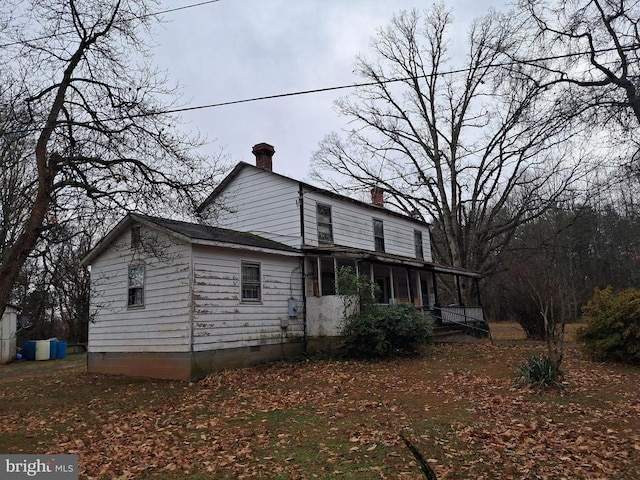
[389,266,395,304]
[431,270,439,306]
[405,268,412,304]
[370,263,375,301]
[317,256,322,296]
[475,277,482,306]
[419,271,427,307]
[431,269,441,326]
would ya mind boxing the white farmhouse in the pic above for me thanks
[84,143,486,380]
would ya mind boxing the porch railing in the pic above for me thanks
[428,305,491,338]
[440,305,485,324]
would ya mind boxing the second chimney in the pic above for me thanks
[371,186,384,207]
[252,142,275,171]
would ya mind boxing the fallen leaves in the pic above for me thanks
[0,345,639,479]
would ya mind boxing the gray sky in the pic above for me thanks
[153,1,505,180]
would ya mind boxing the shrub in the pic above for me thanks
[577,287,640,364]
[340,303,434,359]
[514,354,565,390]
[336,266,379,317]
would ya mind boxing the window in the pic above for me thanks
[131,225,141,249]
[316,203,333,245]
[128,264,144,307]
[241,262,261,302]
[373,219,385,252]
[414,230,424,259]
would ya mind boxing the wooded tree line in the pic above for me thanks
[1,0,639,342]
[484,190,639,336]
[312,0,640,336]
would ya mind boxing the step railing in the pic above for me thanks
[429,305,492,339]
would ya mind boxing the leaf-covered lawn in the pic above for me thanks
[0,341,639,479]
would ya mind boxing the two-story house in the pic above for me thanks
[83,143,486,380]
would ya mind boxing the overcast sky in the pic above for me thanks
[153,0,506,180]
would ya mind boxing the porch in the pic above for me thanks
[303,249,489,339]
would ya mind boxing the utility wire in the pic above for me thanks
[1,43,636,138]
[0,0,221,49]
[123,44,640,119]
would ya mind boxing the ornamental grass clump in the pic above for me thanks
[515,354,565,390]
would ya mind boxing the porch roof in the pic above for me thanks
[303,245,481,278]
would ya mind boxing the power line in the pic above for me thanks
[0,45,635,137]
[0,0,221,49]
[63,45,640,120]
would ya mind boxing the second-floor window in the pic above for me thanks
[128,264,145,307]
[414,230,424,259]
[316,204,333,245]
[373,219,385,252]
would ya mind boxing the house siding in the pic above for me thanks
[192,245,304,351]
[201,167,302,248]
[302,190,433,262]
[88,226,192,353]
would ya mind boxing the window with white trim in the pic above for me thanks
[373,219,385,252]
[414,230,424,259]
[128,264,145,307]
[241,261,261,302]
[316,203,334,245]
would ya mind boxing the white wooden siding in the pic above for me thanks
[192,245,304,350]
[201,167,302,248]
[302,190,433,262]
[88,226,192,353]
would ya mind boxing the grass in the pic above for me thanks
[0,324,638,479]
[489,320,581,342]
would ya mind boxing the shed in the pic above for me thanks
[0,306,18,364]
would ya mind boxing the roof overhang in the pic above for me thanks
[302,245,481,278]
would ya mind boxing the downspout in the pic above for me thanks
[298,183,307,351]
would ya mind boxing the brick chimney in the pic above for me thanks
[252,142,275,171]
[371,186,384,207]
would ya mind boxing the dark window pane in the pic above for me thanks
[128,265,144,306]
[414,230,424,259]
[373,219,385,252]
[241,262,261,301]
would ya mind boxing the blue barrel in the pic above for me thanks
[49,341,58,360]
[56,341,67,359]
[21,341,36,361]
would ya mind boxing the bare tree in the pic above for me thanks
[311,6,587,277]
[513,0,640,174]
[0,0,226,319]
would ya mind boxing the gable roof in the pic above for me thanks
[82,213,300,266]
[195,162,430,227]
